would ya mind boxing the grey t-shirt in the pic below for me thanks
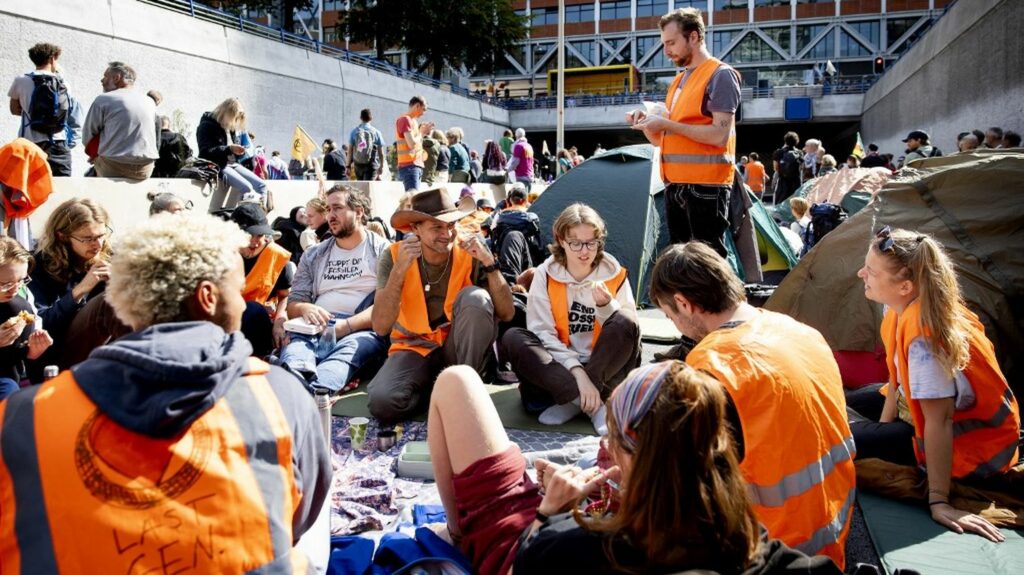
[8,71,67,143]
[82,87,159,163]
[669,65,741,118]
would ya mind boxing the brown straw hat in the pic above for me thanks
[390,187,476,233]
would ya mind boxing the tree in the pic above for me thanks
[343,0,529,80]
[215,0,316,37]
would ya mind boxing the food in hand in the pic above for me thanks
[4,311,34,327]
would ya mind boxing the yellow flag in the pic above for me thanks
[852,132,865,159]
[291,125,317,161]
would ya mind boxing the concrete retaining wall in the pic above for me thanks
[0,0,511,176]
[861,0,1024,155]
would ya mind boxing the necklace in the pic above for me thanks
[420,253,451,292]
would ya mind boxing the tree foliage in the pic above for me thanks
[342,0,529,79]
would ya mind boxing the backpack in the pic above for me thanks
[779,147,802,181]
[175,158,221,195]
[26,74,70,136]
[802,203,847,254]
[352,126,375,165]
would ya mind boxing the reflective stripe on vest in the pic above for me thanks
[395,114,421,167]
[548,267,628,347]
[243,241,291,304]
[0,361,309,574]
[882,301,1020,479]
[388,243,475,356]
[687,309,855,570]
[660,57,737,186]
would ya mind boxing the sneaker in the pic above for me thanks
[590,405,608,435]
[538,401,582,426]
[240,191,262,205]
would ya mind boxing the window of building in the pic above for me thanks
[673,0,703,8]
[712,30,737,57]
[724,33,785,63]
[886,17,919,47]
[602,37,628,64]
[636,0,670,18]
[795,24,827,53]
[847,20,879,48]
[570,40,597,66]
[531,7,558,26]
[754,0,789,6]
[807,29,834,59]
[715,0,747,9]
[796,0,831,4]
[322,0,346,10]
[533,43,555,71]
[762,26,791,54]
[839,30,871,57]
[601,1,632,20]
[565,3,596,23]
[637,36,671,69]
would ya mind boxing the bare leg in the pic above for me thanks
[428,365,510,538]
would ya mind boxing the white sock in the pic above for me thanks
[538,401,582,425]
[590,405,608,435]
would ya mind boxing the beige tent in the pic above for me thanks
[766,150,1024,397]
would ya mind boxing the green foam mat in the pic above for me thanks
[858,491,1024,575]
[331,382,597,435]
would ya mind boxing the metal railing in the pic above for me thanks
[138,0,492,105]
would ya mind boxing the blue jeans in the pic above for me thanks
[397,165,423,191]
[222,163,267,197]
[279,317,389,393]
[0,378,20,401]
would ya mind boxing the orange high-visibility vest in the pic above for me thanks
[746,161,766,192]
[881,301,1020,479]
[687,310,856,569]
[0,359,311,575]
[243,241,291,304]
[388,243,474,356]
[395,114,423,168]
[548,267,628,348]
[660,57,737,186]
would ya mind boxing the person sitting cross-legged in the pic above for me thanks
[279,184,390,394]
[367,188,515,423]
[501,203,640,434]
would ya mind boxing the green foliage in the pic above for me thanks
[342,0,529,79]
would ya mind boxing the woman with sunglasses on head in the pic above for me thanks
[851,226,1019,542]
[29,198,113,360]
[501,203,640,434]
[426,361,842,575]
[0,237,53,399]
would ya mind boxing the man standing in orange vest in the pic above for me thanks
[629,8,741,257]
[649,242,856,570]
[395,95,434,191]
[745,152,768,198]
[0,214,331,574]
[368,188,515,423]
[230,202,293,358]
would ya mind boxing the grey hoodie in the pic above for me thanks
[72,321,331,540]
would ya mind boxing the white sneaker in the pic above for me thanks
[590,405,608,435]
[240,191,262,205]
[538,401,582,425]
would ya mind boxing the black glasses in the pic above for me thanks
[875,225,894,253]
[565,239,602,252]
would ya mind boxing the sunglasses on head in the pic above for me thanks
[875,225,894,253]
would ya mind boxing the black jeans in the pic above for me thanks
[37,140,72,177]
[354,164,376,181]
[497,230,531,286]
[846,383,917,466]
[664,183,730,257]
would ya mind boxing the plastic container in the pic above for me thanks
[397,441,434,480]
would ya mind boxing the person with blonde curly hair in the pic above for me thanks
[29,198,113,354]
[0,213,331,573]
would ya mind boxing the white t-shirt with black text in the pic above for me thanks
[314,238,383,316]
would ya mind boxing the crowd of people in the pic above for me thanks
[1,6,1021,575]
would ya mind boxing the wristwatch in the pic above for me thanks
[481,262,500,274]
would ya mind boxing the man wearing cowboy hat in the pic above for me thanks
[369,187,515,423]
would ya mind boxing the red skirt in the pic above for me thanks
[452,445,542,575]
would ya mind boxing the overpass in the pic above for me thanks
[0,0,511,175]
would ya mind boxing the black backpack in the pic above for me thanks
[26,74,70,136]
[802,203,847,254]
[779,147,802,181]
[175,158,221,194]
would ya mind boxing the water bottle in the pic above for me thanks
[316,319,337,362]
[314,388,332,448]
